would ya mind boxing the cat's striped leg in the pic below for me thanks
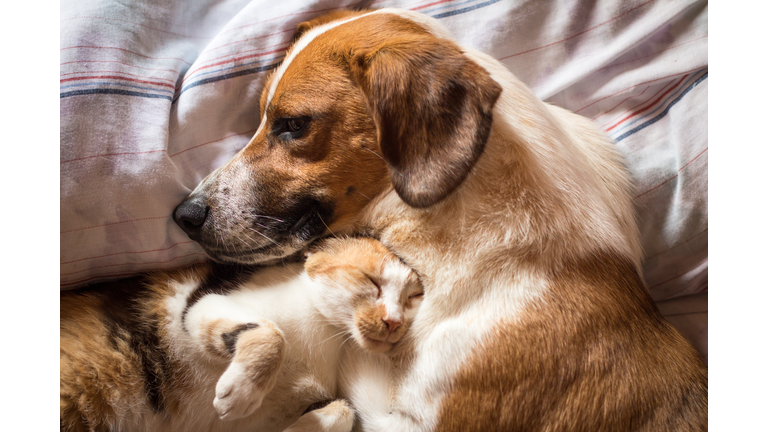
[185,303,286,421]
[212,319,285,420]
[283,400,355,432]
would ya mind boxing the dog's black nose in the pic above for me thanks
[174,196,209,236]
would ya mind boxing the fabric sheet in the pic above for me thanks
[60,0,708,355]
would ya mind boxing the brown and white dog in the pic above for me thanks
[174,8,708,431]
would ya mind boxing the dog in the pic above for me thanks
[174,8,707,431]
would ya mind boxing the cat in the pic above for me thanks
[60,236,423,432]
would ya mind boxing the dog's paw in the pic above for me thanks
[213,362,268,421]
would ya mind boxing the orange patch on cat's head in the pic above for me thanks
[305,237,392,279]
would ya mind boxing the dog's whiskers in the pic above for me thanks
[356,190,372,201]
[232,223,252,249]
[251,215,285,223]
[215,231,228,254]
[235,224,261,248]
[361,145,404,178]
[234,234,251,249]
[240,223,280,247]
[318,214,337,239]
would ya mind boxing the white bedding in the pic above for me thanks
[60,0,708,356]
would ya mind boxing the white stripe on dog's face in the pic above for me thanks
[262,12,373,119]
[221,11,381,194]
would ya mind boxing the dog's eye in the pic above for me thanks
[287,118,305,132]
[408,292,424,300]
[273,116,311,141]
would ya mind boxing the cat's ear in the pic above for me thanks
[348,34,502,208]
[304,238,341,274]
[305,250,332,279]
[305,245,365,286]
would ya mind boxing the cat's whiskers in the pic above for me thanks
[339,333,356,349]
[317,328,350,347]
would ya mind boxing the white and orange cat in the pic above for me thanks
[60,237,423,432]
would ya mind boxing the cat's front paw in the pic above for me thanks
[213,362,268,420]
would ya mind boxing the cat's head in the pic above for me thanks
[306,237,423,354]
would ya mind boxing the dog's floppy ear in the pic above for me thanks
[349,34,502,208]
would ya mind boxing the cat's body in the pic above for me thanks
[60,238,422,432]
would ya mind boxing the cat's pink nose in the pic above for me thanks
[383,318,401,333]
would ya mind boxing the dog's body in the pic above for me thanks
[351,43,707,432]
[171,8,706,431]
[339,14,706,431]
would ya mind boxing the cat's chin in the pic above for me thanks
[356,334,393,354]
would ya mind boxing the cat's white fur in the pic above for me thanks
[179,266,341,431]
[140,250,420,432]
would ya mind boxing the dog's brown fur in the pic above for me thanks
[437,253,707,432]
[206,10,704,431]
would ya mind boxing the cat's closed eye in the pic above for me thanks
[367,277,382,297]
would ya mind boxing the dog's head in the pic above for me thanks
[173,9,501,264]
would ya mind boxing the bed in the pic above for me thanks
[60,0,708,362]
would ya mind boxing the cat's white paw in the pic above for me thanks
[213,362,267,421]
